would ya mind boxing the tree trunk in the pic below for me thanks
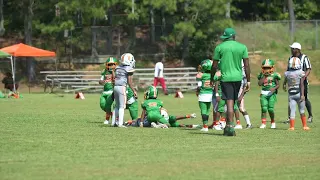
[288,0,295,42]
[149,5,155,44]
[91,17,98,57]
[24,0,35,83]
[181,2,189,66]
[106,8,113,54]
[0,0,5,36]
[225,1,231,19]
[161,7,166,36]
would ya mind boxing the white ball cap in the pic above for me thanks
[289,42,301,50]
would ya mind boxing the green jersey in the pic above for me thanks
[141,99,163,113]
[196,72,212,94]
[126,87,136,105]
[258,72,281,91]
[101,69,114,92]
[213,40,249,82]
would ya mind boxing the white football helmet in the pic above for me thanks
[288,57,302,70]
[160,108,169,121]
[120,53,135,66]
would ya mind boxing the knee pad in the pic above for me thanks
[268,107,274,114]
[201,114,209,121]
[261,106,268,113]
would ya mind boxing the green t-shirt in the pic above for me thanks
[213,40,248,82]
[257,72,281,91]
[196,72,212,94]
[141,99,163,113]
[101,69,114,92]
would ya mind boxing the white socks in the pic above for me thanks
[244,114,251,125]
[118,108,125,126]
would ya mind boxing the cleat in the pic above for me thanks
[259,124,266,129]
[223,125,236,136]
[234,124,243,129]
[220,121,226,128]
[200,127,208,132]
[118,125,127,128]
[190,113,196,118]
[103,120,109,125]
[307,117,313,123]
[151,122,159,128]
[283,118,290,124]
[271,123,276,129]
[213,125,223,131]
[303,126,310,131]
[245,124,253,129]
[288,127,295,131]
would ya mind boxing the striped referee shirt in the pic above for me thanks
[287,53,311,83]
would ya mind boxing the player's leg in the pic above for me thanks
[221,82,241,136]
[153,77,158,87]
[239,97,252,128]
[217,100,226,128]
[128,101,139,120]
[260,95,268,129]
[304,84,313,123]
[297,95,309,130]
[288,95,297,130]
[112,89,120,127]
[100,94,109,124]
[234,102,243,129]
[113,86,127,128]
[268,94,277,129]
[198,101,210,132]
[104,94,114,124]
[159,78,168,95]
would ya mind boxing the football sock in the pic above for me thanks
[236,120,241,125]
[290,119,295,128]
[118,108,125,126]
[271,119,275,124]
[244,114,251,125]
[262,118,267,125]
[301,116,307,127]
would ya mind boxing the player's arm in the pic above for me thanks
[99,74,105,85]
[140,108,146,127]
[258,74,265,86]
[127,72,137,98]
[272,79,280,92]
[300,77,305,102]
[175,113,196,120]
[304,56,311,77]
[210,60,219,85]
[196,81,201,96]
[158,64,163,77]
[215,81,220,101]
[283,77,287,92]
[243,45,251,91]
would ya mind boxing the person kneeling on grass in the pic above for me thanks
[283,57,310,131]
[140,86,170,128]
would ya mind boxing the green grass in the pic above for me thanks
[1,85,320,180]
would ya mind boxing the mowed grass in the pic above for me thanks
[0,86,320,180]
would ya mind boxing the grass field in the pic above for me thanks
[1,86,320,180]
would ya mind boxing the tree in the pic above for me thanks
[288,0,295,42]
[0,0,5,36]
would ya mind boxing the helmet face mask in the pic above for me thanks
[105,57,118,71]
[144,86,158,99]
[261,59,275,75]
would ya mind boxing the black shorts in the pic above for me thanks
[304,81,309,100]
[221,81,242,101]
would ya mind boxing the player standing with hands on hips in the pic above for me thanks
[210,28,251,136]
[111,53,137,128]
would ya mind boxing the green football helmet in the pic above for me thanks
[105,57,118,71]
[261,59,275,75]
[144,86,158,99]
[200,59,213,72]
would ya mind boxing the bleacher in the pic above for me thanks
[40,67,198,93]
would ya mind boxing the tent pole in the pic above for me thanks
[10,56,16,92]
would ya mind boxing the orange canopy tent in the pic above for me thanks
[0,43,56,92]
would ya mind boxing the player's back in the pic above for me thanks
[142,99,163,113]
[285,70,305,94]
[114,65,134,86]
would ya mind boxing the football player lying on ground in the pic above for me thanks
[125,108,199,128]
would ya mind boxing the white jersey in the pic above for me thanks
[114,65,135,86]
[154,62,164,77]
[285,70,305,95]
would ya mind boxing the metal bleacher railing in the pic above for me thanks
[40,67,198,93]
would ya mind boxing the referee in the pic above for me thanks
[284,42,313,123]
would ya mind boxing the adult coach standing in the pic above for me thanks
[285,42,313,123]
[154,57,168,95]
[211,28,251,136]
